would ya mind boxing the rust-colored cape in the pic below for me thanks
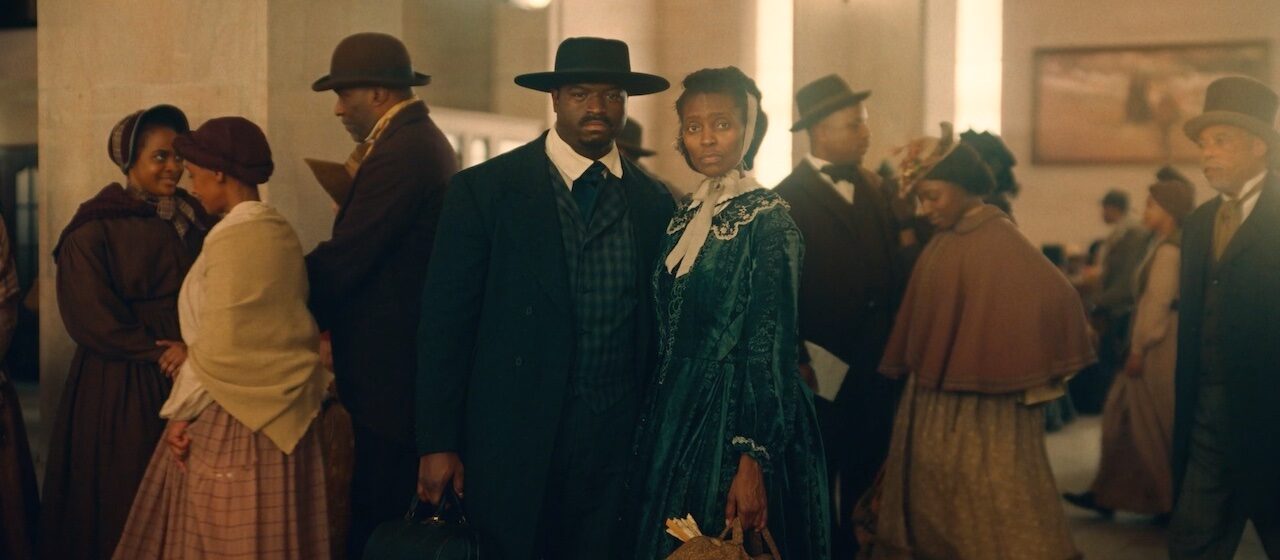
[880,205,1096,394]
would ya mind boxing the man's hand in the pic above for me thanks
[797,362,819,394]
[417,452,465,505]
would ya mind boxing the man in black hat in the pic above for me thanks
[415,37,673,559]
[1170,76,1280,558]
[306,31,458,557]
[773,74,917,556]
[616,119,674,196]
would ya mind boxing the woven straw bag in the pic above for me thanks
[666,519,781,560]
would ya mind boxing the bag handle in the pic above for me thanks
[404,487,469,525]
[718,519,781,560]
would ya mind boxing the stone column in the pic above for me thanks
[37,0,402,419]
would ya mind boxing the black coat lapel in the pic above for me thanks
[1218,173,1280,266]
[621,157,671,283]
[795,162,861,239]
[510,133,572,311]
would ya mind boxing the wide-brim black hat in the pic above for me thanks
[1183,76,1280,145]
[312,32,430,92]
[514,37,669,96]
[791,74,871,132]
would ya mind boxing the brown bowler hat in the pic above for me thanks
[514,37,668,96]
[1183,76,1280,145]
[791,74,870,132]
[312,32,430,92]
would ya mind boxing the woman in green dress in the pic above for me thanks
[632,66,830,560]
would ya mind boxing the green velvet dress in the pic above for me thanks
[632,188,831,559]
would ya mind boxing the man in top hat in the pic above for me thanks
[773,74,917,556]
[1170,75,1280,558]
[415,37,673,559]
[306,31,458,557]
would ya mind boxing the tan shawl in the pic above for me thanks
[880,205,1096,394]
[183,202,331,453]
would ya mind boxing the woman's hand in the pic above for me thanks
[156,340,188,378]
[725,454,768,532]
[1124,352,1144,378]
[165,420,191,473]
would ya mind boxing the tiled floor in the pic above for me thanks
[1048,415,1267,559]
[13,382,1272,558]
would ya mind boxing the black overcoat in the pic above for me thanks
[306,101,458,445]
[773,162,911,387]
[415,133,674,557]
[1173,172,1280,514]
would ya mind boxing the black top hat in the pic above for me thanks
[1183,76,1279,145]
[312,32,431,92]
[616,120,655,158]
[514,37,669,96]
[791,74,871,132]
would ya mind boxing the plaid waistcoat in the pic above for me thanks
[549,162,639,410]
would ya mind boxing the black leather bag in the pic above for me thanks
[361,491,487,560]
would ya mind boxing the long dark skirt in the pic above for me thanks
[0,371,38,560]
[39,349,171,560]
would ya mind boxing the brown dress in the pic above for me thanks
[1090,237,1179,514]
[41,184,210,560]
[873,206,1095,560]
[0,214,37,560]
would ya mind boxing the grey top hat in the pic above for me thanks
[312,32,430,92]
[1183,76,1280,145]
[515,37,669,96]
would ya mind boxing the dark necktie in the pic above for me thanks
[821,163,861,184]
[572,161,608,223]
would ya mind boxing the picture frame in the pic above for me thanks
[1032,40,1270,164]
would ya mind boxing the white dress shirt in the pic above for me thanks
[804,154,855,205]
[545,128,623,189]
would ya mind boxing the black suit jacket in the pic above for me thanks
[306,101,458,445]
[774,161,912,383]
[1173,172,1280,514]
[415,133,674,556]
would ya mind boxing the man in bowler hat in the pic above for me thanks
[1169,75,1280,558]
[773,74,917,556]
[415,37,674,559]
[306,32,458,557]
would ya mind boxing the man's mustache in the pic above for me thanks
[579,115,613,128]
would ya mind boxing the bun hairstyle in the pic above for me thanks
[674,66,769,171]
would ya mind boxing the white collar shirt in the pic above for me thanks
[545,128,623,189]
[804,154,855,205]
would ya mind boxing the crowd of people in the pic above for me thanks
[0,31,1277,560]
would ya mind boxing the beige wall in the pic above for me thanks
[492,3,550,122]
[0,29,36,146]
[404,0,493,112]
[649,0,759,193]
[793,0,927,174]
[1003,0,1280,248]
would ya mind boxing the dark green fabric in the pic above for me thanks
[548,162,639,409]
[631,189,830,559]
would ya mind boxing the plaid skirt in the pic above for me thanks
[113,403,330,559]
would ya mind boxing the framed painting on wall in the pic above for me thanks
[1033,41,1270,164]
